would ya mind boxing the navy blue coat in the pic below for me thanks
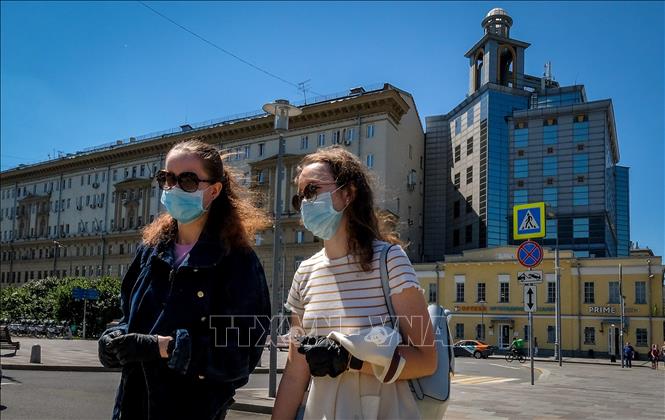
[102,232,271,420]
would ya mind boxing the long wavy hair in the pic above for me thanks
[294,146,401,271]
[142,139,271,251]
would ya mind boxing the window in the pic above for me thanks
[428,283,437,303]
[454,145,461,163]
[366,154,374,168]
[573,154,588,174]
[454,173,460,189]
[366,124,374,139]
[543,187,557,208]
[547,326,555,343]
[409,145,413,159]
[318,133,326,146]
[300,136,309,150]
[514,125,528,148]
[573,115,589,142]
[543,120,558,144]
[635,328,647,347]
[295,230,305,244]
[466,108,474,126]
[543,156,557,176]
[244,145,251,159]
[455,276,465,302]
[454,117,461,135]
[467,137,473,155]
[635,281,646,304]
[514,190,528,205]
[514,159,528,178]
[254,234,263,246]
[332,130,340,144]
[523,325,530,341]
[453,229,460,246]
[465,224,473,243]
[455,323,464,339]
[609,282,620,304]
[499,281,510,303]
[474,283,486,303]
[466,195,473,213]
[453,200,460,218]
[573,218,589,238]
[345,128,355,143]
[545,219,557,240]
[258,143,265,156]
[584,282,595,303]
[466,166,473,184]
[584,327,595,344]
[547,280,556,303]
[573,186,589,205]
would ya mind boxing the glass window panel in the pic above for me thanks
[543,156,557,176]
[573,154,588,174]
[573,186,589,205]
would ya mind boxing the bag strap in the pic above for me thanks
[378,244,424,400]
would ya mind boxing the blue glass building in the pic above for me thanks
[424,8,629,260]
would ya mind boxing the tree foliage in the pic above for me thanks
[0,276,122,338]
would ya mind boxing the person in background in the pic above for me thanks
[97,140,271,420]
[623,342,634,368]
[648,344,660,369]
[272,146,436,419]
[533,337,539,357]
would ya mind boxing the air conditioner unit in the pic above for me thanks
[90,203,96,209]
[408,219,414,226]
[92,182,100,189]
[343,139,352,146]
[76,205,82,211]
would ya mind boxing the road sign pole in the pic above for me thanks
[529,311,534,386]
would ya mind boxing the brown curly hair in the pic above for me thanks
[142,139,271,251]
[293,146,401,271]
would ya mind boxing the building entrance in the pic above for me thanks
[499,324,511,349]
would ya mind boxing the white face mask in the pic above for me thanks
[300,185,347,240]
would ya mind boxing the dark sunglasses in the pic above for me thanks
[291,182,339,212]
[155,170,217,193]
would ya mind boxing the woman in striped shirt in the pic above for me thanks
[273,147,436,419]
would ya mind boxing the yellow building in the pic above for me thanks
[415,246,665,358]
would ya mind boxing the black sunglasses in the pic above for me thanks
[155,170,217,193]
[291,182,339,212]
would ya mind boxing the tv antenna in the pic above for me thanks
[298,80,311,105]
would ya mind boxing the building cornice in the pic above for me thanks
[1,85,410,183]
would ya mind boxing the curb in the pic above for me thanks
[230,402,273,415]
[1,363,121,373]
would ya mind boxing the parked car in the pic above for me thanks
[453,340,496,359]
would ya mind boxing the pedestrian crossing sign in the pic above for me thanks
[513,202,546,239]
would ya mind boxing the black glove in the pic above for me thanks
[108,333,161,365]
[98,329,124,368]
[297,336,350,378]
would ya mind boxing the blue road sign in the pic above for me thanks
[517,240,544,268]
[85,289,100,300]
[72,287,84,300]
[513,202,546,240]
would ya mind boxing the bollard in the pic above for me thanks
[30,344,42,364]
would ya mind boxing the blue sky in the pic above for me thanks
[1,1,663,255]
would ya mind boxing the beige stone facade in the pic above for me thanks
[0,84,425,310]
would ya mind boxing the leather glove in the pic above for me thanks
[297,336,350,378]
[108,333,161,365]
[98,329,124,368]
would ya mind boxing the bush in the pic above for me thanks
[0,276,122,338]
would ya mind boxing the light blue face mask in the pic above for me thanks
[301,186,347,240]
[160,187,210,224]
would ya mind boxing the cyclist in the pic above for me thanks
[510,336,525,357]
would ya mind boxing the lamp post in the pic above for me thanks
[52,240,63,277]
[478,299,486,341]
[262,99,302,398]
[547,209,562,366]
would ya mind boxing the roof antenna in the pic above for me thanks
[298,80,311,105]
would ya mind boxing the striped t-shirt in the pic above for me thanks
[285,241,423,336]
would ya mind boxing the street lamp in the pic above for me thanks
[547,208,562,366]
[478,299,487,341]
[262,99,302,398]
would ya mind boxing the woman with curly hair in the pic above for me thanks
[98,139,271,420]
[273,146,436,419]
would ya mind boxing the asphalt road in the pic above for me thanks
[0,358,531,419]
